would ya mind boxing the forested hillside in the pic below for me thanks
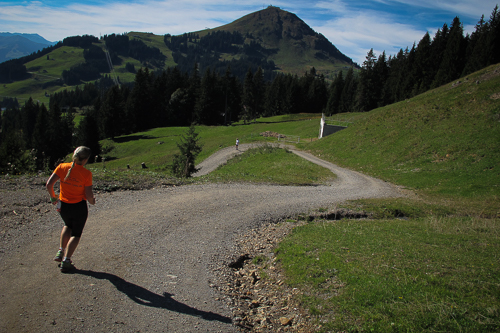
[0,5,499,174]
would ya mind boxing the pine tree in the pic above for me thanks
[100,85,124,138]
[242,68,255,122]
[46,102,70,166]
[61,107,75,153]
[463,15,488,75]
[32,104,50,170]
[222,65,242,124]
[285,74,301,115]
[373,51,389,107]
[339,67,357,113]
[413,32,433,94]
[400,45,416,100]
[356,49,377,111]
[264,74,286,117]
[184,63,201,124]
[128,68,153,132]
[152,71,169,127]
[75,109,101,163]
[253,67,266,118]
[308,72,328,113]
[171,124,203,178]
[486,5,500,66]
[0,129,27,173]
[21,97,38,147]
[433,17,467,87]
[195,68,221,125]
[326,71,344,115]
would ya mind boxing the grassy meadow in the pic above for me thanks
[94,113,322,172]
[78,65,500,331]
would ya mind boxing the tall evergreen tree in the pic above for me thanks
[1,105,21,140]
[307,72,328,113]
[463,15,488,75]
[171,124,203,178]
[60,107,75,153]
[32,104,50,170]
[75,108,101,163]
[373,51,389,107]
[264,74,287,117]
[486,5,500,66]
[0,128,28,173]
[21,97,38,147]
[285,74,301,115]
[222,65,242,124]
[195,68,222,125]
[433,17,467,87]
[152,71,169,127]
[413,32,434,94]
[242,68,255,122]
[46,102,71,166]
[252,67,266,118]
[356,49,378,111]
[339,67,357,113]
[326,71,344,115]
[184,63,201,124]
[128,68,153,132]
[100,85,125,138]
[400,45,416,100]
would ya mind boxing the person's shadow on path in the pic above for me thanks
[76,269,232,324]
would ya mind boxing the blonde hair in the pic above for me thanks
[65,146,92,181]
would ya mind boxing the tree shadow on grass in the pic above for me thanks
[112,135,155,143]
[76,269,232,324]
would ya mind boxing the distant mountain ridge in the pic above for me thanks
[0,33,56,63]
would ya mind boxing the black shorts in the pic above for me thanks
[59,200,88,237]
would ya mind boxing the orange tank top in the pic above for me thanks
[54,163,93,204]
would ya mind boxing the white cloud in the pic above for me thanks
[0,0,254,40]
[387,0,498,19]
[310,5,425,64]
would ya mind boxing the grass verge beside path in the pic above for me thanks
[275,199,500,332]
[204,144,336,185]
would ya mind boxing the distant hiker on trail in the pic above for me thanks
[236,138,239,150]
[46,146,96,273]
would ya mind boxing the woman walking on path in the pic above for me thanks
[46,146,96,273]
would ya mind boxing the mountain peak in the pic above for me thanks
[232,6,315,42]
[205,6,355,75]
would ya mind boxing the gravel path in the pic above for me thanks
[0,144,403,332]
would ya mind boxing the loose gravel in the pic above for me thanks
[0,144,404,332]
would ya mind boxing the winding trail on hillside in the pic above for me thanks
[0,144,403,332]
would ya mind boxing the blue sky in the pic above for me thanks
[0,0,498,64]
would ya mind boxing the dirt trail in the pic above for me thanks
[0,144,403,332]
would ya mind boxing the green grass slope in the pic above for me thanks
[97,113,322,171]
[0,36,174,104]
[304,64,500,203]
[0,46,85,104]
